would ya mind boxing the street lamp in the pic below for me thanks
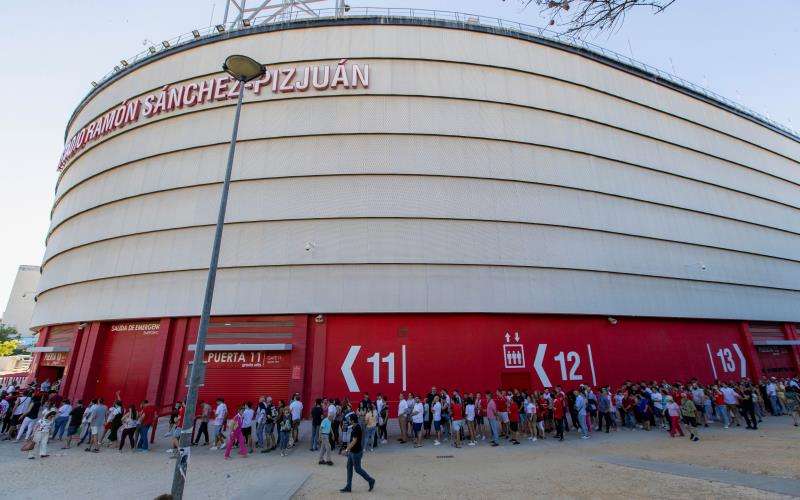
[171,54,265,500]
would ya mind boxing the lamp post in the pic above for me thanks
[171,54,265,500]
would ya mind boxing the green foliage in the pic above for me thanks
[0,339,21,356]
[0,324,19,342]
[0,325,25,355]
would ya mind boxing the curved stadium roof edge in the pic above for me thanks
[63,12,800,144]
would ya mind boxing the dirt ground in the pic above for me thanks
[0,415,798,499]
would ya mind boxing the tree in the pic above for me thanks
[0,324,26,355]
[507,0,677,35]
[0,339,23,356]
[0,324,19,342]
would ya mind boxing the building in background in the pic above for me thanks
[2,265,40,344]
[28,10,800,409]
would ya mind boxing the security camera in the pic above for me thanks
[305,242,315,252]
[607,317,618,325]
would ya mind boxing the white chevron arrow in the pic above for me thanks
[533,344,551,387]
[341,345,361,392]
[732,343,747,378]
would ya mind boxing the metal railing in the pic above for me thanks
[86,6,798,140]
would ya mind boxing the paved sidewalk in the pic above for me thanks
[0,415,798,498]
[595,455,800,497]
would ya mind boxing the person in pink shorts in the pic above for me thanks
[224,406,248,459]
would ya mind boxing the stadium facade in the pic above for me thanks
[29,14,800,409]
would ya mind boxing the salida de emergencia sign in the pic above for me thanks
[58,59,370,171]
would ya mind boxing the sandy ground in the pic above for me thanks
[0,415,798,499]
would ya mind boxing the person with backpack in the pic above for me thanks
[278,406,293,457]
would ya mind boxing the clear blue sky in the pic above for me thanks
[0,0,798,309]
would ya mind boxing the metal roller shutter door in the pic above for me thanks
[749,322,795,378]
[198,352,291,410]
[95,328,158,405]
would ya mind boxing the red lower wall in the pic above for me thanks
[320,314,757,402]
[33,313,797,414]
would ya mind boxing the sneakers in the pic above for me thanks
[210,446,218,450]
[433,440,441,446]
[326,460,334,466]
[468,441,476,446]
[532,437,538,442]
[580,435,590,439]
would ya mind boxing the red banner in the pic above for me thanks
[323,314,747,404]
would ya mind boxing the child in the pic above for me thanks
[28,409,56,459]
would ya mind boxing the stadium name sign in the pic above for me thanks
[58,59,370,170]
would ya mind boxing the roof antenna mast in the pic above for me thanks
[221,0,336,28]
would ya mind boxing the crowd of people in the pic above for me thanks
[1,376,799,463]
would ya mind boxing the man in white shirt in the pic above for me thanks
[13,393,34,441]
[242,402,255,452]
[289,394,303,446]
[720,384,741,426]
[210,398,228,450]
[765,378,782,415]
[650,390,664,428]
[691,385,707,426]
[397,393,408,443]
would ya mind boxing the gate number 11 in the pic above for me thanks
[366,352,395,383]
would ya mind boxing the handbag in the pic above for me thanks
[20,439,35,452]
